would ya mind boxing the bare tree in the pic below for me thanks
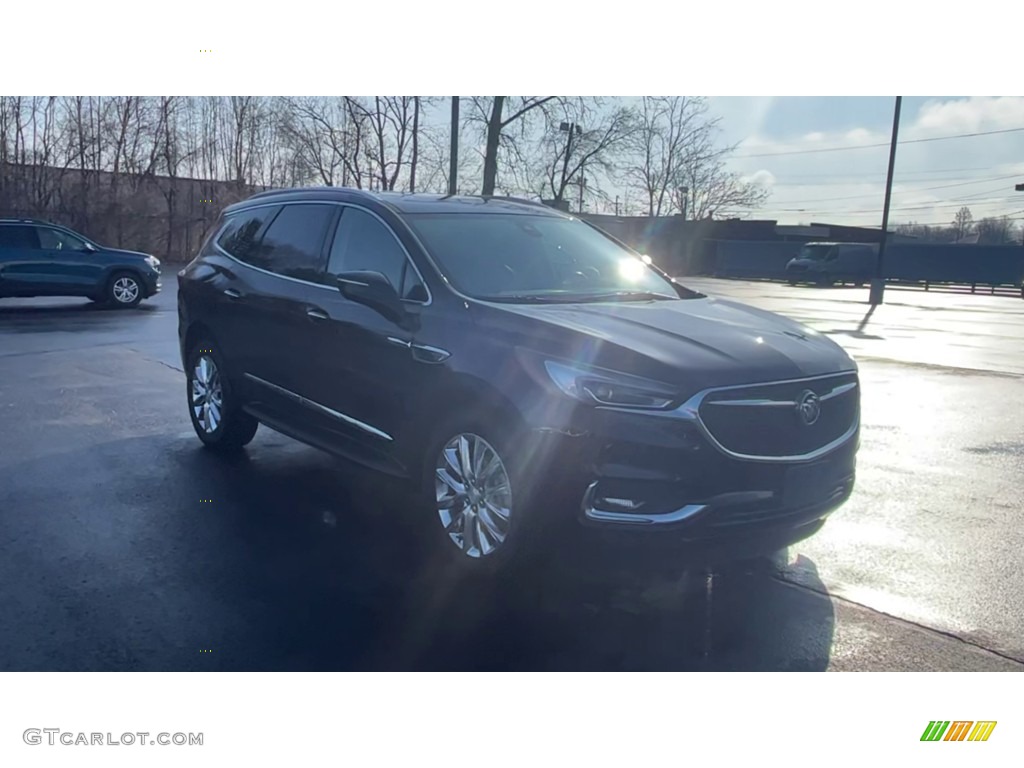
[624,97,708,217]
[535,98,634,210]
[471,97,557,195]
[622,97,768,219]
[952,206,974,240]
[352,96,415,191]
[975,215,1015,244]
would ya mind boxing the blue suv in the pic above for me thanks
[0,219,161,307]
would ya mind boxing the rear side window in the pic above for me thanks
[326,207,427,301]
[0,225,40,249]
[37,227,87,251]
[216,206,279,262]
[248,204,334,281]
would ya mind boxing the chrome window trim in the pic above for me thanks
[216,200,432,306]
[600,371,860,464]
[244,373,393,441]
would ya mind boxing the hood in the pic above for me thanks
[101,247,152,260]
[478,295,855,395]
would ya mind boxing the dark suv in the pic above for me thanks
[178,188,859,573]
[0,219,161,307]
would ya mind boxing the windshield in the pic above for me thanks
[798,245,834,261]
[406,213,681,302]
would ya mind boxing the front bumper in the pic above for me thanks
[141,269,161,297]
[525,373,859,565]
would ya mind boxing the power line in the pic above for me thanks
[733,126,1024,159]
[774,165,1003,179]
[769,174,1022,204]
[773,198,1020,215]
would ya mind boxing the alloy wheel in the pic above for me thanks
[434,433,513,558]
[112,276,140,304]
[191,355,223,434]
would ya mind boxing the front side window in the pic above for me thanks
[327,207,426,301]
[37,227,88,251]
[248,204,334,281]
[405,213,679,302]
[798,245,835,262]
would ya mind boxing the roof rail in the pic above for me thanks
[0,217,49,225]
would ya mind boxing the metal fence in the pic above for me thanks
[707,240,1024,289]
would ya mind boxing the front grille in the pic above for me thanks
[697,373,858,459]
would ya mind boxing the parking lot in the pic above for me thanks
[1,275,1022,671]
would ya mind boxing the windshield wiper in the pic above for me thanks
[569,290,678,302]
[478,290,680,304]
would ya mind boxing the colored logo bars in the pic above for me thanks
[921,721,997,742]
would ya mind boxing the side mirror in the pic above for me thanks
[82,242,97,253]
[335,270,406,324]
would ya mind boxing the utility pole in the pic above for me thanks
[870,96,902,306]
[1017,183,1024,247]
[615,195,620,216]
[448,97,459,196]
[578,173,586,214]
[679,186,689,220]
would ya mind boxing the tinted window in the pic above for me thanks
[37,227,88,251]
[248,204,334,281]
[406,213,677,301]
[216,206,279,263]
[327,207,426,300]
[0,225,40,249]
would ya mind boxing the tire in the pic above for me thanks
[816,273,833,288]
[787,278,798,286]
[185,340,258,452]
[106,271,144,308]
[417,411,545,576]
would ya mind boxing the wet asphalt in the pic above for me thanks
[0,276,1020,671]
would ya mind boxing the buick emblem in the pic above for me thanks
[796,390,821,426]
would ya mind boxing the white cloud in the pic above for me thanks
[744,169,776,188]
[728,97,1024,226]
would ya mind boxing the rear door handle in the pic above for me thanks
[223,288,242,299]
[306,308,329,321]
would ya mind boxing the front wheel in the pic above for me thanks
[185,341,258,451]
[419,417,545,575]
[107,271,144,308]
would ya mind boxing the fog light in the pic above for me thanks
[595,496,644,511]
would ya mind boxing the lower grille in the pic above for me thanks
[698,373,858,459]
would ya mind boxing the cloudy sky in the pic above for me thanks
[711,96,1024,227]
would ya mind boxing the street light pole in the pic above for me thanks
[870,95,902,306]
[679,186,689,220]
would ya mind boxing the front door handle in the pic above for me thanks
[223,288,242,299]
[306,308,329,321]
[386,336,450,364]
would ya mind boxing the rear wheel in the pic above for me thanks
[185,341,258,451]
[107,271,144,308]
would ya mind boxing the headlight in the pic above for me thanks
[145,256,161,269]
[543,360,677,410]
